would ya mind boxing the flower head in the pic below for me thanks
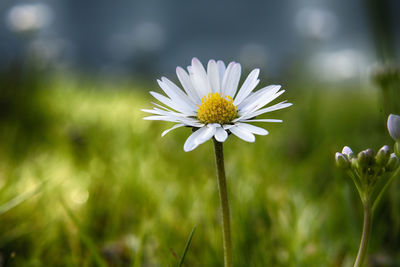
[143,58,292,151]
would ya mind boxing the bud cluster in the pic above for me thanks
[335,145,399,187]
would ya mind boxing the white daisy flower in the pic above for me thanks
[143,58,292,152]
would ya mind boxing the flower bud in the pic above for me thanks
[387,114,400,141]
[366,148,375,165]
[376,145,390,167]
[386,153,400,172]
[358,148,374,167]
[357,151,368,168]
[335,152,350,169]
[342,146,354,159]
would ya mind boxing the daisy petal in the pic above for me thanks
[236,123,269,135]
[157,78,196,111]
[252,89,285,111]
[184,125,216,152]
[143,111,203,127]
[230,125,255,142]
[215,126,228,142]
[143,115,178,122]
[238,85,282,113]
[150,91,194,115]
[222,63,241,97]
[176,66,201,103]
[187,66,193,74]
[233,68,260,106]
[150,102,174,111]
[161,123,185,137]
[240,101,293,120]
[242,119,283,123]
[190,57,211,96]
[217,60,226,81]
[222,124,236,130]
[143,107,189,120]
[220,62,234,95]
[161,76,197,106]
[207,60,221,93]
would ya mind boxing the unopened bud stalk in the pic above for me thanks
[376,145,390,167]
[386,153,400,172]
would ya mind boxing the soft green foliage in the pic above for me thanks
[0,75,399,266]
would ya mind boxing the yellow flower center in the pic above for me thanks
[197,93,237,124]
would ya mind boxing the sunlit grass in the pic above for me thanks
[0,76,399,266]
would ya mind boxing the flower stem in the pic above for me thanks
[353,202,372,267]
[213,138,232,267]
[372,166,400,213]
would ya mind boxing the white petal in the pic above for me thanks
[220,62,235,95]
[150,91,194,115]
[207,60,220,93]
[176,66,201,103]
[142,108,179,118]
[150,102,196,119]
[161,124,185,137]
[239,85,282,113]
[239,102,293,120]
[184,126,216,152]
[190,58,211,97]
[187,66,193,74]
[150,102,174,111]
[141,108,165,115]
[236,123,269,135]
[233,69,260,106]
[222,124,236,130]
[157,78,196,111]
[143,115,178,122]
[241,119,283,123]
[229,125,255,142]
[143,114,202,127]
[143,112,203,127]
[203,124,218,139]
[143,107,190,120]
[215,126,228,142]
[217,60,226,81]
[222,63,241,97]
[252,89,285,111]
[160,77,193,103]
[238,85,280,110]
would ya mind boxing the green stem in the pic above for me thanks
[372,166,400,213]
[353,202,372,267]
[213,138,233,267]
[346,170,364,201]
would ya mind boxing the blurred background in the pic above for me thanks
[1,0,400,266]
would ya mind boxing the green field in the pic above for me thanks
[0,74,399,266]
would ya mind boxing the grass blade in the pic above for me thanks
[178,226,196,267]
[0,180,47,216]
[60,198,108,267]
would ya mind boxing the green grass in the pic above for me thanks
[0,75,399,266]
